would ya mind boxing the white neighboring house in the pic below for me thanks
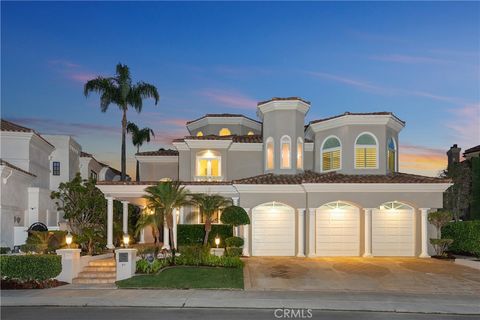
[0,119,123,249]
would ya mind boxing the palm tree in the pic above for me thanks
[126,121,155,181]
[135,208,163,244]
[84,63,159,181]
[143,181,190,258]
[190,194,232,245]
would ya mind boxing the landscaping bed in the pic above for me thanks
[1,279,67,289]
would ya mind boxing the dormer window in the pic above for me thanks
[266,137,274,170]
[196,150,221,181]
[280,135,291,169]
[297,137,304,169]
[196,131,204,137]
[355,133,378,169]
[321,136,341,172]
[387,137,396,172]
[219,128,231,136]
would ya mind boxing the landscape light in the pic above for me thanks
[123,233,130,248]
[65,231,73,248]
[215,235,220,248]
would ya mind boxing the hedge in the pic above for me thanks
[0,255,62,281]
[177,224,233,247]
[442,220,480,257]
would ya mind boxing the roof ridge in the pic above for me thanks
[308,111,405,125]
[186,113,261,125]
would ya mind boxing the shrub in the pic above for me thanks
[430,238,454,256]
[25,231,67,254]
[225,236,244,248]
[442,221,480,257]
[0,255,62,281]
[177,245,210,266]
[428,210,453,238]
[136,258,166,274]
[0,247,10,254]
[225,247,243,257]
[177,224,233,247]
[202,255,243,268]
[220,206,250,226]
[135,244,161,259]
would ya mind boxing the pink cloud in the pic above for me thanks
[399,143,447,177]
[67,72,98,83]
[199,89,257,109]
[445,103,480,148]
[370,54,451,64]
[160,118,188,127]
[48,59,99,84]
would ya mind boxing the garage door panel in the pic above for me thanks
[372,208,414,257]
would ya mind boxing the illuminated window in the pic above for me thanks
[266,137,274,170]
[281,135,291,169]
[247,131,254,136]
[196,150,221,178]
[355,133,378,169]
[196,131,204,137]
[321,136,341,172]
[219,128,231,136]
[387,137,396,172]
[297,137,303,169]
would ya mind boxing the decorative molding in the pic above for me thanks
[257,100,310,119]
[304,142,314,152]
[186,116,262,132]
[309,114,405,133]
[301,183,452,193]
[185,139,232,149]
[233,184,305,193]
[172,142,189,151]
[136,155,179,163]
[229,143,263,151]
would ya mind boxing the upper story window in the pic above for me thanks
[266,137,274,170]
[219,128,231,136]
[196,150,221,180]
[247,131,254,136]
[52,161,60,176]
[321,136,341,172]
[355,133,378,169]
[196,131,204,137]
[280,135,291,169]
[297,137,304,169]
[387,137,396,172]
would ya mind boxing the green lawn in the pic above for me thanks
[116,266,244,289]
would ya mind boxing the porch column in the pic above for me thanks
[173,208,178,249]
[307,208,316,257]
[139,228,145,244]
[122,201,129,235]
[419,208,431,258]
[242,208,250,256]
[179,207,185,224]
[232,197,240,236]
[363,208,373,257]
[106,196,114,249]
[163,215,170,249]
[297,208,306,257]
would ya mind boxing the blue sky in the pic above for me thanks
[2,2,479,177]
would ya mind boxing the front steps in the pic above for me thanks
[72,258,116,284]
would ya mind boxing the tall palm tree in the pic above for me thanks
[84,63,159,181]
[190,194,232,245]
[127,121,155,181]
[143,181,190,257]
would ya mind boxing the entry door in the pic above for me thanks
[372,209,414,256]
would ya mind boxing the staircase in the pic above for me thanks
[72,258,116,284]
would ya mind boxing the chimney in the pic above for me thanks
[447,144,461,169]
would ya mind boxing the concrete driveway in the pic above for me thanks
[243,257,480,294]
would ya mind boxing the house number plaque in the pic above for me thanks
[119,252,128,262]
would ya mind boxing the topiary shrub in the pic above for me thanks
[225,247,243,257]
[220,206,250,226]
[177,224,233,247]
[0,255,62,281]
[442,220,480,257]
[225,236,244,248]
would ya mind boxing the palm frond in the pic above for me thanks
[126,122,139,134]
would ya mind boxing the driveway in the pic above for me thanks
[243,257,480,294]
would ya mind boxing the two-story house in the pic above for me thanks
[97,97,451,257]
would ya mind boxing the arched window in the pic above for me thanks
[281,135,291,169]
[196,150,221,180]
[387,137,396,172]
[321,136,341,172]
[196,131,204,137]
[297,137,304,169]
[247,131,254,136]
[219,128,231,136]
[355,133,378,169]
[266,137,274,170]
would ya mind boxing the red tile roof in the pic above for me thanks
[186,113,261,125]
[309,112,405,125]
[258,97,311,106]
[1,119,55,148]
[136,149,179,156]
[173,134,263,143]
[96,180,232,186]
[0,159,36,177]
[464,145,480,155]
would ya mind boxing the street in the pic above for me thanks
[1,307,477,320]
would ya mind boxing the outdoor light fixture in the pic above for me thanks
[65,231,73,248]
[123,233,130,248]
[215,235,220,248]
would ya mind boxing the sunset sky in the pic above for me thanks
[2,2,479,178]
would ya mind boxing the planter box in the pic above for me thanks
[210,248,225,257]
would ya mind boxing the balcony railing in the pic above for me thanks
[194,175,224,182]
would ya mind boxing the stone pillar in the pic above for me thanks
[106,196,114,249]
[243,208,250,256]
[308,208,316,257]
[115,248,137,281]
[297,208,305,257]
[419,208,431,258]
[122,201,129,235]
[363,208,373,257]
[163,215,170,249]
[179,206,185,224]
[173,208,178,250]
[56,249,82,283]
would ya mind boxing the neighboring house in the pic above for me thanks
[80,151,126,182]
[0,119,121,248]
[96,97,451,257]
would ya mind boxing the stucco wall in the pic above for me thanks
[227,150,263,180]
[139,161,179,181]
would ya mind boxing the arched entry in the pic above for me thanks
[316,201,360,256]
[251,202,295,256]
[372,201,415,256]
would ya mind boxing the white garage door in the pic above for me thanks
[252,202,295,256]
[372,203,414,256]
[316,202,360,256]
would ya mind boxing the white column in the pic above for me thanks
[106,196,114,249]
[139,228,145,244]
[363,208,373,257]
[242,208,250,256]
[232,197,240,236]
[232,197,239,206]
[297,208,306,257]
[122,201,129,235]
[308,208,316,257]
[179,206,185,224]
[419,208,431,258]
[163,215,170,249]
[173,208,178,249]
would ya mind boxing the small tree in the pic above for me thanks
[220,206,250,236]
[428,210,454,256]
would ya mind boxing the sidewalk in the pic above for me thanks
[2,288,479,315]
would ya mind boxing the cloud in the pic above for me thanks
[199,89,257,109]
[369,54,451,65]
[399,144,447,177]
[48,59,99,84]
[445,103,480,148]
[67,72,98,83]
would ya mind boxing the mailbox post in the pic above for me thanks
[115,248,137,281]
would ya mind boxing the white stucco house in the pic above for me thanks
[97,97,451,258]
[0,119,124,248]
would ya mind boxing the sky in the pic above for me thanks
[2,2,479,178]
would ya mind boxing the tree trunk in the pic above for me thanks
[203,218,211,245]
[136,145,140,181]
[121,109,127,181]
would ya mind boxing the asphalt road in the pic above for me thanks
[1,307,477,320]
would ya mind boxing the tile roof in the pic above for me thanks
[464,145,480,155]
[0,159,36,177]
[96,180,232,186]
[186,113,261,125]
[173,134,263,143]
[1,119,55,148]
[309,112,405,125]
[80,151,93,158]
[258,97,311,106]
[136,148,179,156]
[233,171,450,184]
